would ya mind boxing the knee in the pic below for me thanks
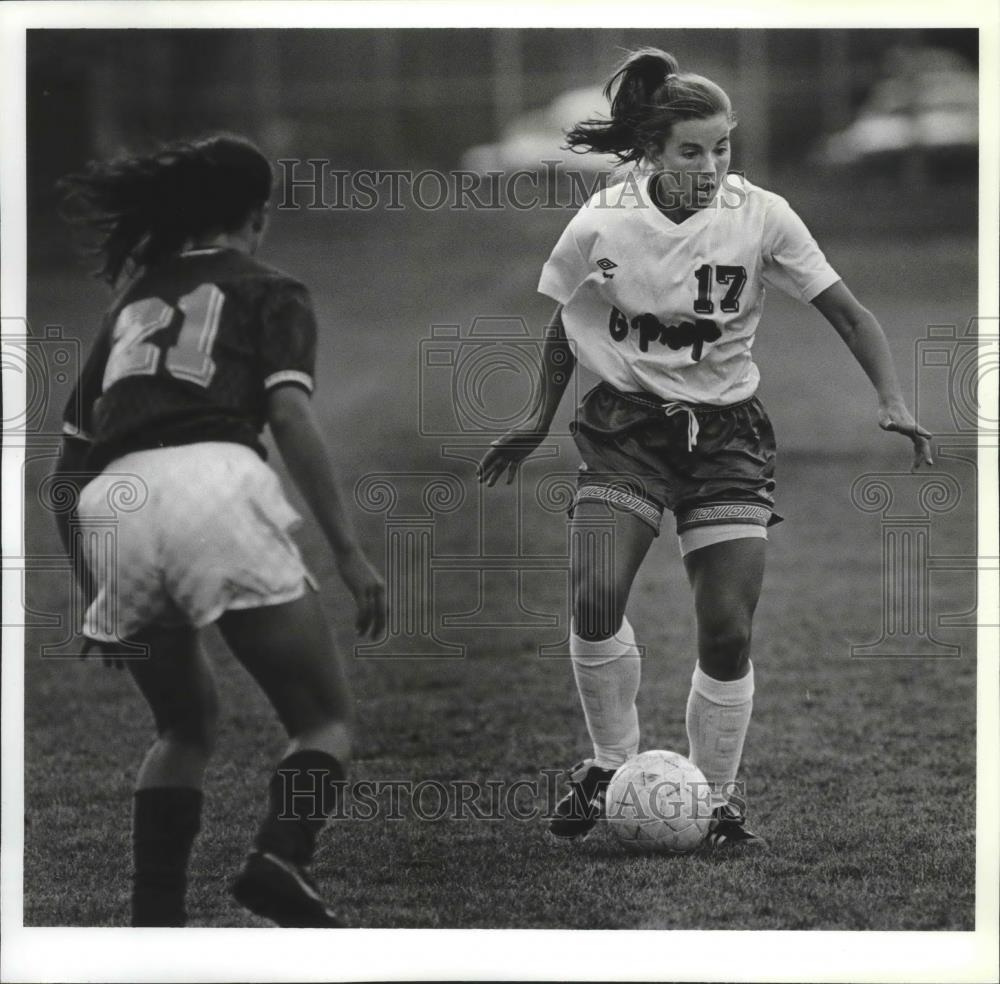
[697,612,753,667]
[302,689,352,729]
[571,575,629,641]
[280,677,353,737]
[157,694,219,756]
[159,721,217,757]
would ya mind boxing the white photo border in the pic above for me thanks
[2,2,997,982]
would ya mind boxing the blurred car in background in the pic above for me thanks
[816,45,977,166]
[461,85,612,173]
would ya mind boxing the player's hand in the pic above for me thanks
[477,429,548,486]
[878,400,933,470]
[336,549,386,639]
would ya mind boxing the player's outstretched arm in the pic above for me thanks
[478,305,576,486]
[811,280,933,470]
[267,385,386,638]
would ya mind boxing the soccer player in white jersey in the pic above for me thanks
[479,48,932,849]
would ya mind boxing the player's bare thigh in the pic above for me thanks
[683,535,766,680]
[216,589,353,737]
[570,501,657,640]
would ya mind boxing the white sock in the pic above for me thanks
[571,618,641,770]
[685,662,754,809]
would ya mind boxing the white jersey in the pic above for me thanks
[538,173,840,405]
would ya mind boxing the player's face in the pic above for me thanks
[648,113,732,211]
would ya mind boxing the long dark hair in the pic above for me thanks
[58,133,273,285]
[566,48,734,165]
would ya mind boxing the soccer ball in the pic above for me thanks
[605,749,712,854]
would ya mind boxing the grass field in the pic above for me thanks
[22,196,978,929]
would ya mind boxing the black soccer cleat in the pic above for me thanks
[231,851,345,927]
[701,802,768,852]
[548,760,616,841]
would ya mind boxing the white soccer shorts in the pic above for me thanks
[76,441,313,642]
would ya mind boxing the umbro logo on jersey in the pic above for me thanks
[597,258,618,279]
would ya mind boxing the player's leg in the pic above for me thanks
[551,499,657,839]
[684,533,764,681]
[144,442,350,924]
[125,625,218,926]
[570,500,656,763]
[217,589,352,927]
[682,532,767,848]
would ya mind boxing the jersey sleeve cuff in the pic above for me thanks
[801,269,842,304]
[264,370,314,394]
[62,421,93,443]
[537,268,574,305]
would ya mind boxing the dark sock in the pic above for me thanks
[131,787,203,927]
[253,749,347,867]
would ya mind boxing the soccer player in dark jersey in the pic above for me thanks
[53,134,384,927]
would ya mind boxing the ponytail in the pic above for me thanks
[565,47,733,165]
[58,133,272,285]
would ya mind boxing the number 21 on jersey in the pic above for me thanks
[103,283,225,391]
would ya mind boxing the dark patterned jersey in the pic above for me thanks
[62,248,317,470]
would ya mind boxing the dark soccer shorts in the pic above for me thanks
[569,382,783,540]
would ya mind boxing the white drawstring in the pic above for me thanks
[663,402,700,451]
